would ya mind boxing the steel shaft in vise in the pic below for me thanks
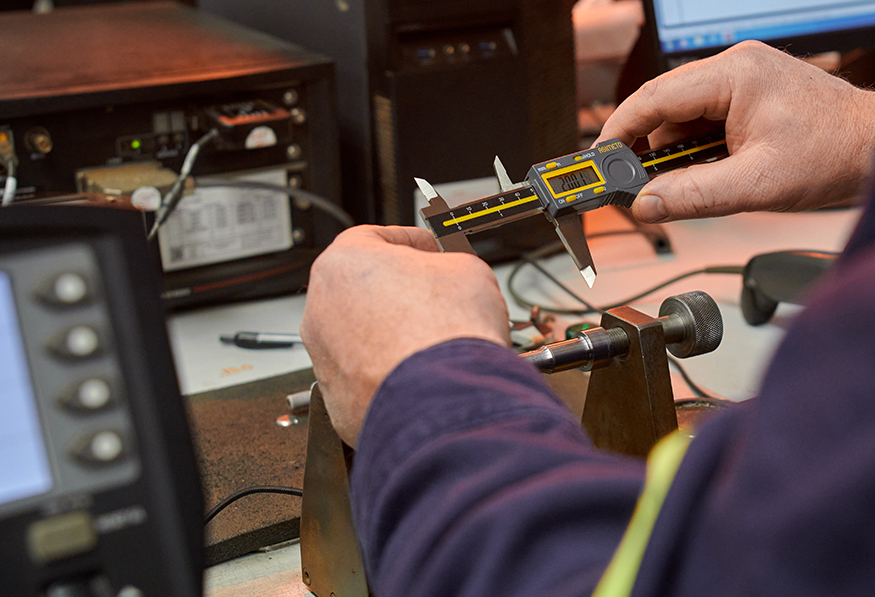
[522,291,721,373]
[522,290,723,457]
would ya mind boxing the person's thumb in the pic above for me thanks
[632,155,748,222]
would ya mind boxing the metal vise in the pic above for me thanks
[522,290,722,456]
[300,290,724,596]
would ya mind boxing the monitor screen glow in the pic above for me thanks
[649,0,875,59]
[0,271,53,507]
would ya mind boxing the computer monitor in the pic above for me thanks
[642,0,875,71]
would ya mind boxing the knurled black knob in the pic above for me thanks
[658,291,723,358]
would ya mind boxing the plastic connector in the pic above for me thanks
[0,127,18,205]
[0,127,16,170]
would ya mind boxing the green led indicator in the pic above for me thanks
[566,321,599,340]
[131,139,142,150]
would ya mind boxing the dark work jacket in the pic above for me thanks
[350,182,875,596]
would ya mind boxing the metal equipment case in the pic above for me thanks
[0,205,204,596]
[0,2,342,308]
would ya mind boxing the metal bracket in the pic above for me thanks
[300,384,370,597]
[583,306,678,457]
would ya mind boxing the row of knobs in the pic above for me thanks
[42,272,125,466]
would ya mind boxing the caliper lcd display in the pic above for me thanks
[546,165,600,195]
[541,158,606,200]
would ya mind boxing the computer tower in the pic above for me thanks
[200,0,578,257]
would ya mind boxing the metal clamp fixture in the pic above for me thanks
[521,291,723,456]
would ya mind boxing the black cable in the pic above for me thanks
[195,179,356,229]
[509,246,744,315]
[204,485,303,525]
[599,266,744,311]
[147,128,220,240]
[507,233,647,316]
[521,256,602,314]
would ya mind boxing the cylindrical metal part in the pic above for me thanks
[520,326,628,373]
[658,291,723,358]
[521,291,722,373]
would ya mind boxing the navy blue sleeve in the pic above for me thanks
[631,236,875,597]
[630,177,875,596]
[350,339,646,597]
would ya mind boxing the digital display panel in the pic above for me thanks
[0,271,53,506]
[546,165,600,195]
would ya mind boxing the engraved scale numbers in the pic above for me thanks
[489,196,509,218]
[444,200,498,230]
[638,133,727,176]
[436,190,541,236]
[677,140,702,161]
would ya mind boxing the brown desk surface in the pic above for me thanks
[186,368,315,565]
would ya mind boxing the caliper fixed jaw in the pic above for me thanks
[415,177,478,255]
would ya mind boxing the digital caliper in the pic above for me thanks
[418,132,728,287]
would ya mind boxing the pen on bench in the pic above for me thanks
[219,332,302,349]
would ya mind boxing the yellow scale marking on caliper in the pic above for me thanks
[442,194,540,227]
[640,139,726,168]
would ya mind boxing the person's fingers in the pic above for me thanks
[632,148,770,222]
[646,119,726,150]
[366,225,441,252]
[329,224,441,253]
[597,62,734,146]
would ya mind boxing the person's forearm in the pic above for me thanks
[351,339,646,597]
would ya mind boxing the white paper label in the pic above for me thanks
[244,126,278,149]
[157,169,292,272]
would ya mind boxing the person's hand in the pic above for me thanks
[300,225,511,447]
[596,40,875,223]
